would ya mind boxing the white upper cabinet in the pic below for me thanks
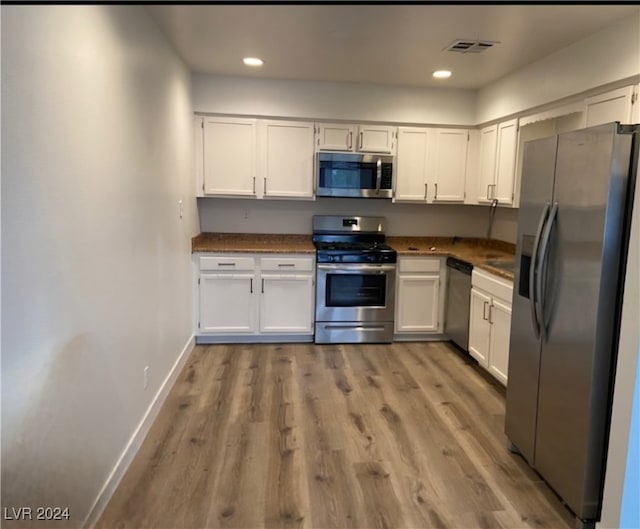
[202,117,257,197]
[585,85,637,127]
[316,123,396,154]
[477,124,498,203]
[395,127,430,202]
[476,119,518,206]
[316,123,356,151]
[197,116,315,199]
[494,119,518,204]
[261,120,315,199]
[632,84,640,124]
[432,128,468,202]
[395,127,468,203]
[357,125,396,153]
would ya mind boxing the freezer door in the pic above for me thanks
[534,123,633,520]
[505,135,557,463]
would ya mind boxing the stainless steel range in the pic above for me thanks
[313,215,397,344]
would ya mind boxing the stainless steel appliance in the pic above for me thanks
[505,122,638,529]
[313,215,397,343]
[444,257,473,351]
[316,152,394,198]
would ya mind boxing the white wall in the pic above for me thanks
[477,12,640,124]
[193,74,477,126]
[1,6,198,528]
[198,198,518,242]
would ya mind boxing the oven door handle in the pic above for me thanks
[317,264,396,272]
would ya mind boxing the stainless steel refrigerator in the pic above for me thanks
[505,122,638,528]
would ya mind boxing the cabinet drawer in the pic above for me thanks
[200,255,255,271]
[398,257,441,274]
[472,269,513,302]
[260,256,314,272]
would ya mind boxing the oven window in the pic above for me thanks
[318,161,377,190]
[326,273,387,307]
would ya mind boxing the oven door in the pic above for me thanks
[316,263,396,323]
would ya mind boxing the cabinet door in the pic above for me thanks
[632,84,640,125]
[477,124,497,203]
[494,118,518,205]
[259,274,314,333]
[488,298,511,386]
[468,288,491,367]
[199,273,256,333]
[432,129,468,202]
[316,123,356,151]
[262,120,315,198]
[203,117,257,196]
[357,125,396,154]
[395,127,430,202]
[585,85,635,127]
[395,274,440,333]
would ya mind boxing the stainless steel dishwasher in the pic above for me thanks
[444,257,473,352]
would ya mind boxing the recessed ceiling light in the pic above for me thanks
[243,57,264,67]
[433,70,452,79]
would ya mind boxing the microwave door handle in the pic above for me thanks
[376,158,382,194]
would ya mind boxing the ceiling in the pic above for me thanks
[147,5,640,90]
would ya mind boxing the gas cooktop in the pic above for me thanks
[312,216,397,264]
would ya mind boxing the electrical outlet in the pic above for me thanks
[143,366,149,390]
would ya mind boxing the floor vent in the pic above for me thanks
[445,39,499,53]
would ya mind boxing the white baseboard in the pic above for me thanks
[82,334,195,529]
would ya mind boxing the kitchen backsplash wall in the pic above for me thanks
[198,197,518,243]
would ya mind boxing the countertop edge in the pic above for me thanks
[191,233,515,280]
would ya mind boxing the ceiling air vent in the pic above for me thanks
[445,39,500,53]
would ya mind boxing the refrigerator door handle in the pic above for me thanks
[536,201,558,341]
[530,201,551,339]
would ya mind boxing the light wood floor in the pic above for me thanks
[97,342,574,529]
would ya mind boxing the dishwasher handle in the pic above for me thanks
[446,257,473,275]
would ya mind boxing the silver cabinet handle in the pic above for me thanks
[218,262,236,267]
[488,304,494,325]
[483,301,489,321]
[250,278,253,293]
[434,183,438,200]
[490,184,497,199]
[424,183,428,200]
[263,177,267,195]
[261,278,265,293]
[348,131,353,150]
[252,177,256,195]
[486,184,491,200]
[359,131,363,150]
[278,263,295,268]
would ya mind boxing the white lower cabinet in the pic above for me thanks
[196,253,315,340]
[468,269,512,385]
[259,274,314,333]
[395,257,444,336]
[199,273,257,333]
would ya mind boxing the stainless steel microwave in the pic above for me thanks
[316,152,394,198]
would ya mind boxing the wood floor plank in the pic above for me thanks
[96,342,574,529]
